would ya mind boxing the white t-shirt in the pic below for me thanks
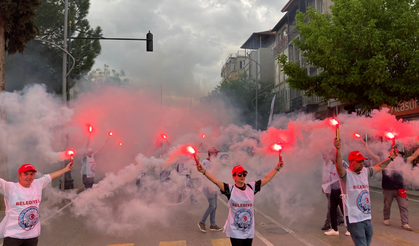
[340,168,375,223]
[81,155,96,178]
[221,181,261,239]
[0,175,52,239]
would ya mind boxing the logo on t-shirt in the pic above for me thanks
[234,209,252,231]
[356,190,371,214]
[18,206,39,231]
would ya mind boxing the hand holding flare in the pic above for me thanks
[187,146,200,167]
[330,119,339,141]
[386,132,396,147]
[272,144,283,162]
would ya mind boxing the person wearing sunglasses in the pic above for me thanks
[196,160,284,246]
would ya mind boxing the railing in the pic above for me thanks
[273,36,289,56]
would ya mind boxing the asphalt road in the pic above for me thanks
[24,185,419,246]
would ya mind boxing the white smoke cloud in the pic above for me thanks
[2,85,419,235]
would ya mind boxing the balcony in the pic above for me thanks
[273,36,289,56]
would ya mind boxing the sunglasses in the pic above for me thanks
[234,171,248,177]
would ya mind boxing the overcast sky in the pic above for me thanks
[87,0,287,103]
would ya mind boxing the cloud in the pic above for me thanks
[87,0,287,99]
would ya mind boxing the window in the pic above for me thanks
[240,61,243,69]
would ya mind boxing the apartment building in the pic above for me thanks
[240,31,276,84]
[220,50,247,82]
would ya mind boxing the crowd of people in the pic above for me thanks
[1,133,418,246]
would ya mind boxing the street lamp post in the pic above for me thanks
[61,0,69,191]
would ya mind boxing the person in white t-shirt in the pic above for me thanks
[198,147,222,232]
[0,162,73,246]
[81,135,109,189]
[196,161,283,246]
[334,138,397,246]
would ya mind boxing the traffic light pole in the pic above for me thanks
[69,31,153,52]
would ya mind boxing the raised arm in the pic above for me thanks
[94,137,109,156]
[334,139,346,177]
[49,162,74,180]
[406,148,419,164]
[373,148,398,173]
[196,164,225,192]
[361,139,381,163]
[261,161,284,188]
[84,136,91,158]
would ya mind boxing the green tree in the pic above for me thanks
[0,0,41,209]
[5,0,102,94]
[0,0,41,91]
[277,0,419,110]
[73,64,129,95]
[201,74,273,129]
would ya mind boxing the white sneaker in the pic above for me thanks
[324,229,339,236]
[345,231,350,236]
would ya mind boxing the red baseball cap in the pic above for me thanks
[18,164,37,174]
[208,147,220,153]
[348,151,368,162]
[232,165,246,174]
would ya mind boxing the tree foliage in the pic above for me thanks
[277,0,419,110]
[73,64,129,95]
[201,74,273,129]
[0,0,41,55]
[5,0,102,94]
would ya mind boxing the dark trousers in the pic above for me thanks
[330,188,344,231]
[230,238,253,246]
[3,237,38,246]
[82,175,94,189]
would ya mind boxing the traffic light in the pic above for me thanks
[146,31,153,52]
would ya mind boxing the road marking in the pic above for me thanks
[255,208,314,246]
[373,231,419,246]
[218,197,313,246]
[41,200,74,223]
[212,238,231,246]
[312,232,354,246]
[107,244,134,246]
[159,241,187,246]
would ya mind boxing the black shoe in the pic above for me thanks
[321,224,331,230]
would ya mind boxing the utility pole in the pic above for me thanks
[61,0,69,191]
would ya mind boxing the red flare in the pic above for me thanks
[272,144,282,151]
[354,133,361,138]
[119,142,123,146]
[330,119,339,126]
[67,150,75,156]
[88,125,93,132]
[162,134,167,139]
[187,146,196,154]
[202,134,206,138]
[108,131,113,136]
[386,132,395,139]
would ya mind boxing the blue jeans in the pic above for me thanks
[200,187,218,226]
[346,217,373,246]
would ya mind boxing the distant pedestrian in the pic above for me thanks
[81,135,109,189]
[198,147,222,232]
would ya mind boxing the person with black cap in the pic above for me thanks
[196,159,283,246]
[334,138,398,246]
[0,162,73,246]
[198,147,222,232]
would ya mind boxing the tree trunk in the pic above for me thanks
[0,16,9,211]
